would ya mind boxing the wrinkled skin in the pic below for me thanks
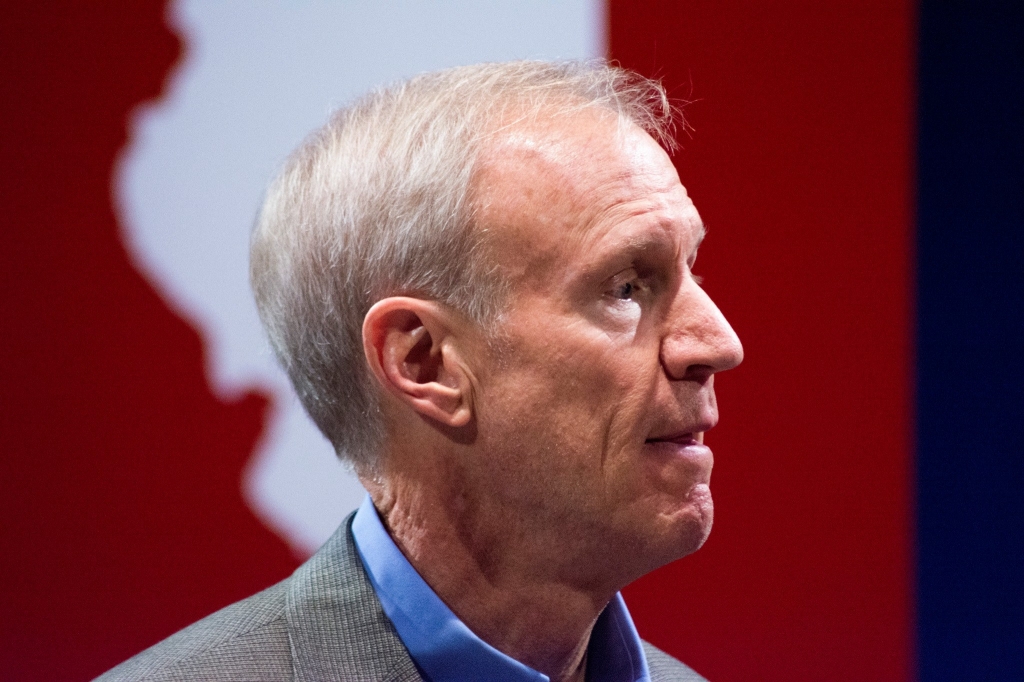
[465,112,744,590]
[365,110,743,682]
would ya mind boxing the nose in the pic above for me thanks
[660,278,744,382]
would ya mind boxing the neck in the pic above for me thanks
[363,458,615,682]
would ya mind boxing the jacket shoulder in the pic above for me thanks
[95,580,293,682]
[642,640,710,682]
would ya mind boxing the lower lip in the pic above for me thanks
[643,438,713,465]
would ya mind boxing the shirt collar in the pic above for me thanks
[351,495,651,682]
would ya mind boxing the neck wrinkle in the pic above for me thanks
[369,470,615,682]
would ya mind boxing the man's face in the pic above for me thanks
[465,111,743,585]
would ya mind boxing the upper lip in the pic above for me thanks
[646,422,716,443]
[646,432,698,444]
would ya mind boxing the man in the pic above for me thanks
[99,61,742,682]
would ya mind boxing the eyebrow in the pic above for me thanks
[622,221,705,256]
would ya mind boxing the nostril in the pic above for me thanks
[684,364,715,385]
[660,351,716,383]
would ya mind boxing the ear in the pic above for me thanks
[362,297,474,428]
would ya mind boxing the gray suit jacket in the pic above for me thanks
[97,516,707,681]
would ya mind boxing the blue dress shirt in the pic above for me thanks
[351,495,652,682]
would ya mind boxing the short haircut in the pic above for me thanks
[251,60,676,472]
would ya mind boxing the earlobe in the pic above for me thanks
[363,298,474,429]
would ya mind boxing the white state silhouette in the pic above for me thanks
[116,0,602,556]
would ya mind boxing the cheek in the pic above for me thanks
[475,345,614,473]
[477,312,663,468]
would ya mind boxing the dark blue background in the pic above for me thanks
[918,1,1024,679]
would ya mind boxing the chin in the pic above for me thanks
[661,484,714,559]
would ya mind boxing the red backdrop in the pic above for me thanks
[1,5,297,679]
[1,2,914,680]
[612,3,914,680]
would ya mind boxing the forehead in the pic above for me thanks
[473,111,702,287]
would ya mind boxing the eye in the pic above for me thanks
[606,268,649,302]
[613,280,636,300]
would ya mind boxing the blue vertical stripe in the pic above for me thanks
[918,1,1024,679]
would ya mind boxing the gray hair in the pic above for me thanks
[251,60,676,472]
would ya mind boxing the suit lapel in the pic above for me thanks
[285,513,423,682]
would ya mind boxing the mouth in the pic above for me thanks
[645,432,703,446]
[643,424,716,473]
[645,416,717,446]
